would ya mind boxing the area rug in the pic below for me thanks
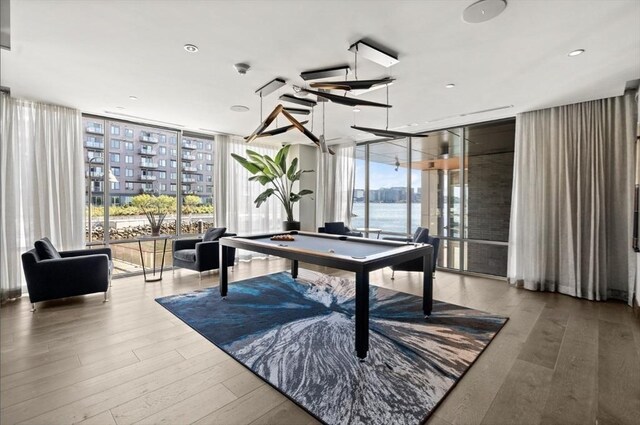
[156,269,507,425]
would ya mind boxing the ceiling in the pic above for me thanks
[2,0,639,146]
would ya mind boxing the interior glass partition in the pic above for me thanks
[354,119,515,277]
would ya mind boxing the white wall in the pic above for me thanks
[636,94,640,307]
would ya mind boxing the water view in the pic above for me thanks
[351,202,421,235]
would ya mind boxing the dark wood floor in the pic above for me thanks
[1,259,639,425]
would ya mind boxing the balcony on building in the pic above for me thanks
[139,161,158,169]
[182,153,196,161]
[85,140,104,150]
[85,126,104,135]
[182,166,198,173]
[139,147,157,156]
[87,156,104,164]
[182,141,198,150]
[182,176,196,183]
[139,133,159,144]
[139,174,157,181]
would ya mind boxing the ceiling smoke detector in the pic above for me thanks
[234,63,250,75]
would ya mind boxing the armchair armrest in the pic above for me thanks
[345,231,363,237]
[61,247,112,260]
[173,238,200,251]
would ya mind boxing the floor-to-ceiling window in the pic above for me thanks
[83,116,216,277]
[354,119,515,277]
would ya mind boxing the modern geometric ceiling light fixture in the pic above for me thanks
[347,40,399,68]
[244,104,334,155]
[352,83,428,139]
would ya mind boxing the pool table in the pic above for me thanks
[219,231,433,360]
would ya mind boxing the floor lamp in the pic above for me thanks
[87,156,119,243]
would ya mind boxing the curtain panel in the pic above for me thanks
[214,135,284,259]
[0,94,84,301]
[508,93,637,304]
[315,143,356,229]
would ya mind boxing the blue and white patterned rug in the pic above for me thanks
[156,269,507,425]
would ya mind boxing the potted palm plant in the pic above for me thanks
[231,145,313,230]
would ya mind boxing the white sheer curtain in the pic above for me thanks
[508,93,637,304]
[0,93,84,301]
[315,143,356,229]
[215,135,284,259]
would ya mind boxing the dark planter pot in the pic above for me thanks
[283,221,301,231]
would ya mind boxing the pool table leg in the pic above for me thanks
[291,260,299,278]
[423,252,433,317]
[220,246,228,297]
[355,271,369,360]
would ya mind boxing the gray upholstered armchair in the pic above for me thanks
[317,222,363,237]
[172,228,236,276]
[21,237,112,311]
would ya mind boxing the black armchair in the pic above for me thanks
[172,232,237,275]
[390,234,440,279]
[317,222,363,237]
[22,240,112,311]
[384,226,428,243]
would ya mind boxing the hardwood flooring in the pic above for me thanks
[1,259,639,425]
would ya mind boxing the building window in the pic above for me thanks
[170,183,177,192]
[171,160,177,168]
[206,164,213,172]
[170,172,177,180]
[124,128,134,138]
[110,181,120,190]
[111,167,120,176]
[159,183,167,191]
[159,146,167,155]
[206,143,212,150]
[197,152,203,160]
[197,141,204,149]
[111,196,121,206]
[110,153,120,163]
[158,171,166,179]
[125,182,134,190]
[124,142,134,151]
[159,159,166,167]
[110,139,121,149]
[170,149,177,157]
[125,168,133,177]
[205,154,212,161]
[159,134,167,143]
[169,136,177,145]
[110,124,120,136]
[125,155,133,164]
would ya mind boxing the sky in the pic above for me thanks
[355,159,422,191]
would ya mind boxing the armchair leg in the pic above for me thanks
[31,303,36,312]
[391,269,395,280]
[103,291,109,303]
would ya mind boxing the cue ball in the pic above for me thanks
[328,249,335,253]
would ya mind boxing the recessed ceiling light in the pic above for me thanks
[409,123,419,126]
[568,49,585,57]
[445,83,456,89]
[184,44,199,53]
[353,108,361,113]
[129,96,138,101]
[230,105,250,112]
[115,106,125,110]
[462,0,507,24]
